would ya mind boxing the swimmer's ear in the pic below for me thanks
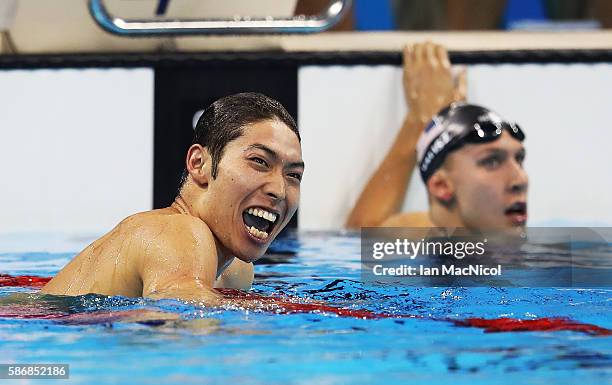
[427,170,455,207]
[185,144,212,187]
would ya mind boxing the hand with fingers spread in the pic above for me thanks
[403,42,466,126]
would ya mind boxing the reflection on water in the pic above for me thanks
[0,231,611,385]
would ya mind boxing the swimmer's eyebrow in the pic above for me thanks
[246,143,304,169]
[475,148,508,160]
[477,145,524,156]
[479,148,506,155]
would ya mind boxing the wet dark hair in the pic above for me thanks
[179,92,299,190]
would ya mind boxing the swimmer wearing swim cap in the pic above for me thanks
[42,93,303,304]
[347,42,528,233]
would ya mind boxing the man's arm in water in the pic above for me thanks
[140,216,224,305]
[345,42,466,228]
[214,259,254,290]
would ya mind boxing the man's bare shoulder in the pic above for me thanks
[116,209,218,279]
[130,210,253,290]
[379,211,433,227]
[120,209,215,246]
[41,208,215,297]
[129,210,220,289]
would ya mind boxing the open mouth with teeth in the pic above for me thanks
[504,202,527,225]
[242,207,279,241]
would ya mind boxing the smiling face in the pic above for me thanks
[199,119,303,262]
[440,131,528,232]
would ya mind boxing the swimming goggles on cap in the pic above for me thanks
[457,121,524,145]
[418,107,525,183]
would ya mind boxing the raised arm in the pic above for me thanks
[345,42,466,228]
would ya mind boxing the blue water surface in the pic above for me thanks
[0,231,610,385]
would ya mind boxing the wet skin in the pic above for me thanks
[442,130,528,232]
[41,119,303,304]
[380,131,528,233]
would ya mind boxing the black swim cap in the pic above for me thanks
[416,103,525,183]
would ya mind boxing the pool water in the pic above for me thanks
[0,231,611,385]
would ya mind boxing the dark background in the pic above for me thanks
[154,64,299,228]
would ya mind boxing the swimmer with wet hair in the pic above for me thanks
[42,92,304,304]
[346,42,528,233]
